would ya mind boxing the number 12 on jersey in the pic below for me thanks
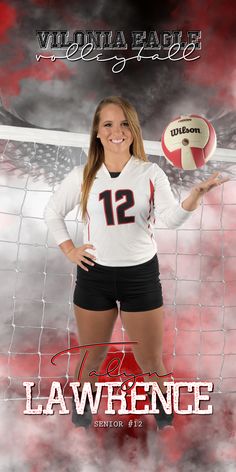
[99,189,135,226]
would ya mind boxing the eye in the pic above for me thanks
[104,123,112,127]
[122,121,129,127]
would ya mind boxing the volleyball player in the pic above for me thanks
[44,96,227,429]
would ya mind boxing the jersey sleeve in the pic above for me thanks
[44,166,83,245]
[152,164,192,229]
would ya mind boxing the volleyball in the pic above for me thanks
[161,115,217,170]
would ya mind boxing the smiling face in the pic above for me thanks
[97,103,134,159]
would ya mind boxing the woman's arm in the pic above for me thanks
[59,239,76,255]
[153,165,191,229]
[44,166,83,245]
[153,166,228,229]
[44,166,96,271]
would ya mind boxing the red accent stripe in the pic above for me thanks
[148,179,155,229]
[86,210,90,241]
[181,114,216,161]
[204,120,217,160]
[161,137,182,168]
[149,179,154,204]
[190,147,205,167]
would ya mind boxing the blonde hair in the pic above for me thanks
[80,96,147,221]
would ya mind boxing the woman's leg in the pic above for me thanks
[73,304,118,391]
[120,306,170,392]
[120,306,174,429]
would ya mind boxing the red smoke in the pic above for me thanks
[171,0,236,107]
[0,2,17,43]
[0,1,75,105]
[0,48,74,98]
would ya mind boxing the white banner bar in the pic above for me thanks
[0,125,235,162]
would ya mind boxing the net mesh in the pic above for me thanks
[0,127,235,401]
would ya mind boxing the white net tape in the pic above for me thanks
[0,125,235,401]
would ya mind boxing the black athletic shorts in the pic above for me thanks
[73,253,163,312]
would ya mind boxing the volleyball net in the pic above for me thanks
[0,125,235,401]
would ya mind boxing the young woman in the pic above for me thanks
[44,96,227,429]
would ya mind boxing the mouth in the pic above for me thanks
[110,139,124,144]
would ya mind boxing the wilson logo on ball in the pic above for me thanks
[161,115,217,170]
[170,126,201,137]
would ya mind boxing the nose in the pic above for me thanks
[112,124,124,137]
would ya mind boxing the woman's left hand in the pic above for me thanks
[182,172,229,211]
[190,172,229,197]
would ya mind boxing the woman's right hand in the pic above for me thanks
[65,244,96,271]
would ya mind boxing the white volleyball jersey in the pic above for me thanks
[44,156,191,266]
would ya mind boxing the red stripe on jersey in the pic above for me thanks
[149,179,156,225]
[86,210,91,241]
[147,179,155,224]
[149,179,154,205]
